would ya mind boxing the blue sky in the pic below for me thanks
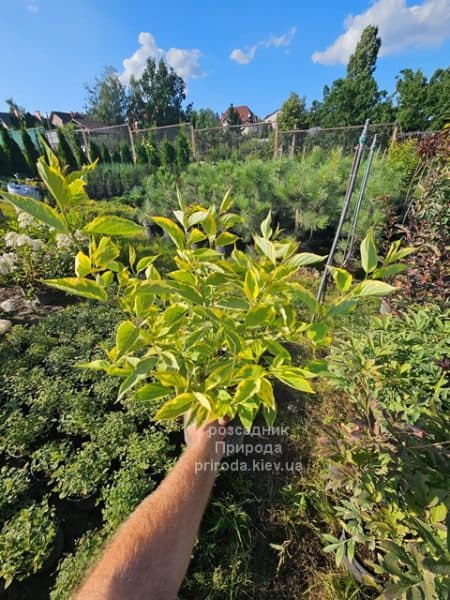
[1,0,449,118]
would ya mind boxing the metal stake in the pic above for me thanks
[316,119,370,303]
[343,134,378,266]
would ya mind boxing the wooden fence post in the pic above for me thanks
[273,121,279,158]
[128,125,137,164]
[190,124,197,160]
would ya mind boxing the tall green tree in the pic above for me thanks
[21,128,39,176]
[85,66,128,126]
[395,69,429,131]
[56,128,78,170]
[427,68,450,130]
[318,25,385,127]
[128,58,187,127]
[191,108,220,129]
[63,124,87,168]
[278,92,309,130]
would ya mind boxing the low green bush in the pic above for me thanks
[0,498,58,588]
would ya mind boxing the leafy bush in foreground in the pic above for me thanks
[322,305,450,598]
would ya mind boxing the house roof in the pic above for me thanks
[49,111,84,125]
[264,109,280,120]
[221,105,257,124]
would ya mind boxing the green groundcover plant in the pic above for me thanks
[321,305,450,598]
[0,149,412,431]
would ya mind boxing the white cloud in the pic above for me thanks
[230,26,296,65]
[120,32,203,84]
[27,2,39,13]
[312,0,450,65]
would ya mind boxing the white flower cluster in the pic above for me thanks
[55,234,73,250]
[17,211,37,229]
[0,253,18,275]
[4,231,44,251]
[55,230,87,250]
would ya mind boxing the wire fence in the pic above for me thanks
[41,120,404,165]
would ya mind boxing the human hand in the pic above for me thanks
[185,415,230,460]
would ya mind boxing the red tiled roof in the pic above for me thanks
[221,105,257,124]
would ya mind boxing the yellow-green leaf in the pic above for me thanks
[0,191,68,233]
[154,392,195,420]
[215,231,238,246]
[152,216,185,248]
[244,268,260,301]
[44,277,108,301]
[116,321,140,359]
[360,231,378,274]
[75,251,91,277]
[328,266,353,292]
[85,216,145,237]
[272,367,315,393]
[355,280,397,297]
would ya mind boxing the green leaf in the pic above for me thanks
[154,392,195,420]
[152,216,185,248]
[237,399,259,430]
[36,158,72,208]
[85,216,145,237]
[118,357,158,400]
[187,210,208,228]
[44,277,107,301]
[245,304,275,327]
[244,269,260,301]
[136,255,158,272]
[234,378,261,404]
[272,367,314,393]
[260,210,273,239]
[0,191,68,233]
[327,298,359,316]
[75,251,91,277]
[291,284,319,312]
[258,378,275,409]
[193,392,212,411]
[219,189,233,214]
[360,231,378,274]
[116,321,140,359]
[287,252,327,268]
[215,231,238,246]
[373,264,408,279]
[262,405,277,427]
[355,280,397,297]
[328,266,353,292]
[135,383,171,402]
[254,235,276,264]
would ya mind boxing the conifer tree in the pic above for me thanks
[175,128,190,169]
[56,128,78,170]
[21,128,39,177]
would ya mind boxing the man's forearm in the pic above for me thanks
[76,430,223,600]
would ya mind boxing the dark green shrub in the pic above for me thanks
[0,498,58,588]
[21,128,39,176]
[0,465,31,520]
[56,128,77,170]
[88,139,101,162]
[160,138,176,168]
[136,142,148,164]
[146,135,160,168]
[0,127,29,175]
[175,128,190,169]
[119,140,133,163]
[99,142,111,163]
[85,163,150,199]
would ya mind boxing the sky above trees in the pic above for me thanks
[0,0,449,116]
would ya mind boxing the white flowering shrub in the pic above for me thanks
[0,210,76,291]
